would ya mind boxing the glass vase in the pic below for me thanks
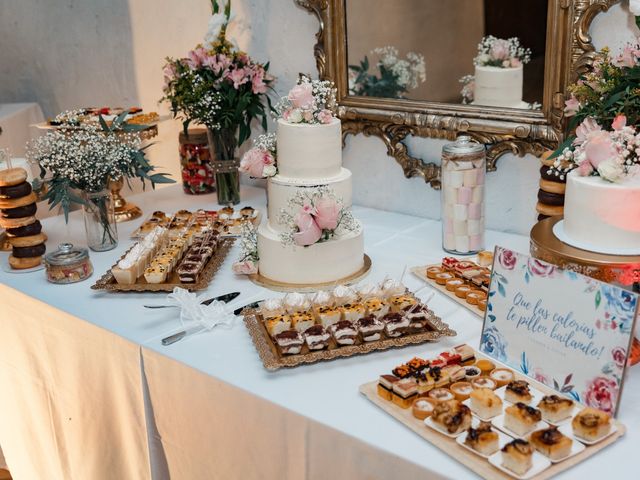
[207,127,240,206]
[83,189,118,252]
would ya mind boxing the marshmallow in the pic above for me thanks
[444,234,456,250]
[457,187,473,205]
[443,217,454,234]
[472,185,484,204]
[463,169,478,187]
[453,204,468,221]
[469,234,484,252]
[455,236,470,253]
[448,170,464,188]
[443,202,455,219]
[476,167,485,185]
[443,186,457,203]
[468,202,483,220]
[453,220,468,235]
[468,219,483,236]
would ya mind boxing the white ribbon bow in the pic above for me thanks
[167,287,236,331]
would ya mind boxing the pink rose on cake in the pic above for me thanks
[314,197,340,230]
[584,376,618,413]
[293,212,322,246]
[489,39,510,61]
[288,83,315,109]
[317,109,334,124]
[232,260,258,275]
[239,133,277,179]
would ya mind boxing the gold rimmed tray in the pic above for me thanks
[248,254,372,293]
[91,237,235,292]
[411,265,484,318]
[243,305,456,371]
[360,346,626,480]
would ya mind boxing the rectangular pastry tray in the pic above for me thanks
[359,349,625,480]
[411,265,484,318]
[243,307,456,371]
[91,237,235,292]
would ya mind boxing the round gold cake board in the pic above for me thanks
[530,217,640,286]
[248,254,372,293]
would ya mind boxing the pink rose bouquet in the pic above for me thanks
[239,133,277,178]
[473,36,531,68]
[276,75,337,125]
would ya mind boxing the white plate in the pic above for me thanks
[456,418,513,459]
[1,258,45,274]
[495,384,544,407]
[541,404,577,427]
[488,450,551,480]
[570,420,618,445]
[424,416,467,438]
[462,397,503,421]
[492,413,548,439]
[527,425,586,463]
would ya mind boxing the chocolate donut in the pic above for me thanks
[0,203,37,218]
[537,214,550,222]
[6,220,42,237]
[539,165,566,183]
[537,189,565,206]
[0,181,32,199]
[12,243,46,258]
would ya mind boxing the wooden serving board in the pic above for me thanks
[411,265,484,318]
[360,367,625,480]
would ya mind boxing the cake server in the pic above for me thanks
[144,291,240,309]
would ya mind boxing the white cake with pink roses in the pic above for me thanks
[240,77,364,284]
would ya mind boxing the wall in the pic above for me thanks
[0,0,637,235]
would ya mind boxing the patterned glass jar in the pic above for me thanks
[179,128,216,194]
[441,135,486,254]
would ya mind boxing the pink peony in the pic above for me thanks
[251,67,267,94]
[497,248,517,270]
[612,114,627,131]
[489,39,510,61]
[232,260,258,275]
[577,159,594,176]
[564,95,580,117]
[240,147,274,178]
[293,212,322,246]
[288,83,315,109]
[510,58,522,68]
[584,376,618,414]
[314,196,340,230]
[574,117,602,146]
[584,131,616,169]
[317,109,334,124]
[226,67,250,89]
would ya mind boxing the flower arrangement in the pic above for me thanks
[274,75,337,125]
[278,187,360,247]
[348,46,426,99]
[239,133,277,178]
[473,36,531,68]
[232,221,259,275]
[550,35,640,183]
[459,74,475,104]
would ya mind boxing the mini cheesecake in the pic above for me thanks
[434,272,453,285]
[315,305,342,328]
[454,285,473,298]
[504,402,542,437]
[331,320,358,346]
[264,314,292,337]
[427,387,455,403]
[392,377,418,409]
[450,381,474,401]
[431,399,472,435]
[412,397,438,420]
[382,312,410,338]
[290,311,316,333]
[538,395,575,423]
[471,376,497,391]
[490,368,515,387]
[274,330,304,355]
[389,294,417,311]
[501,439,533,476]
[340,303,366,322]
[505,380,533,404]
[377,374,399,401]
[464,421,499,456]
[364,297,389,319]
[356,315,384,342]
[572,407,611,442]
[530,426,573,461]
[470,388,502,419]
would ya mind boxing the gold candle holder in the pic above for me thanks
[108,177,142,223]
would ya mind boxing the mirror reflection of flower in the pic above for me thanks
[348,46,426,99]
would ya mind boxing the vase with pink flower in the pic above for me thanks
[162,0,274,205]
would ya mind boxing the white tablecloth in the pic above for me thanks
[0,185,638,479]
[0,103,44,157]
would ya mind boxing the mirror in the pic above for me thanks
[296,0,620,187]
[345,0,547,109]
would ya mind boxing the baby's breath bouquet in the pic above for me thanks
[27,112,173,249]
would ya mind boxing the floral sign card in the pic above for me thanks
[480,247,638,416]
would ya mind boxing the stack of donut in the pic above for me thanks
[536,150,565,221]
[0,168,46,269]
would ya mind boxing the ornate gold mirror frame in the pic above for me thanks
[295,0,619,188]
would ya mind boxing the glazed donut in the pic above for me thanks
[0,168,28,187]
[12,243,46,258]
[0,215,37,229]
[537,190,565,206]
[536,202,564,217]
[0,181,32,199]
[6,219,41,237]
[539,165,566,183]
[8,233,47,248]
[0,192,38,209]
[539,178,566,194]
[9,254,42,270]
[0,202,37,218]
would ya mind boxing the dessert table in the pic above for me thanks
[0,184,638,480]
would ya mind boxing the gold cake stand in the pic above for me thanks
[249,254,372,293]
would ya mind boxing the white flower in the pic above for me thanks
[204,13,227,46]
[597,160,625,182]
[288,108,303,123]
[630,0,640,16]
[263,164,277,177]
